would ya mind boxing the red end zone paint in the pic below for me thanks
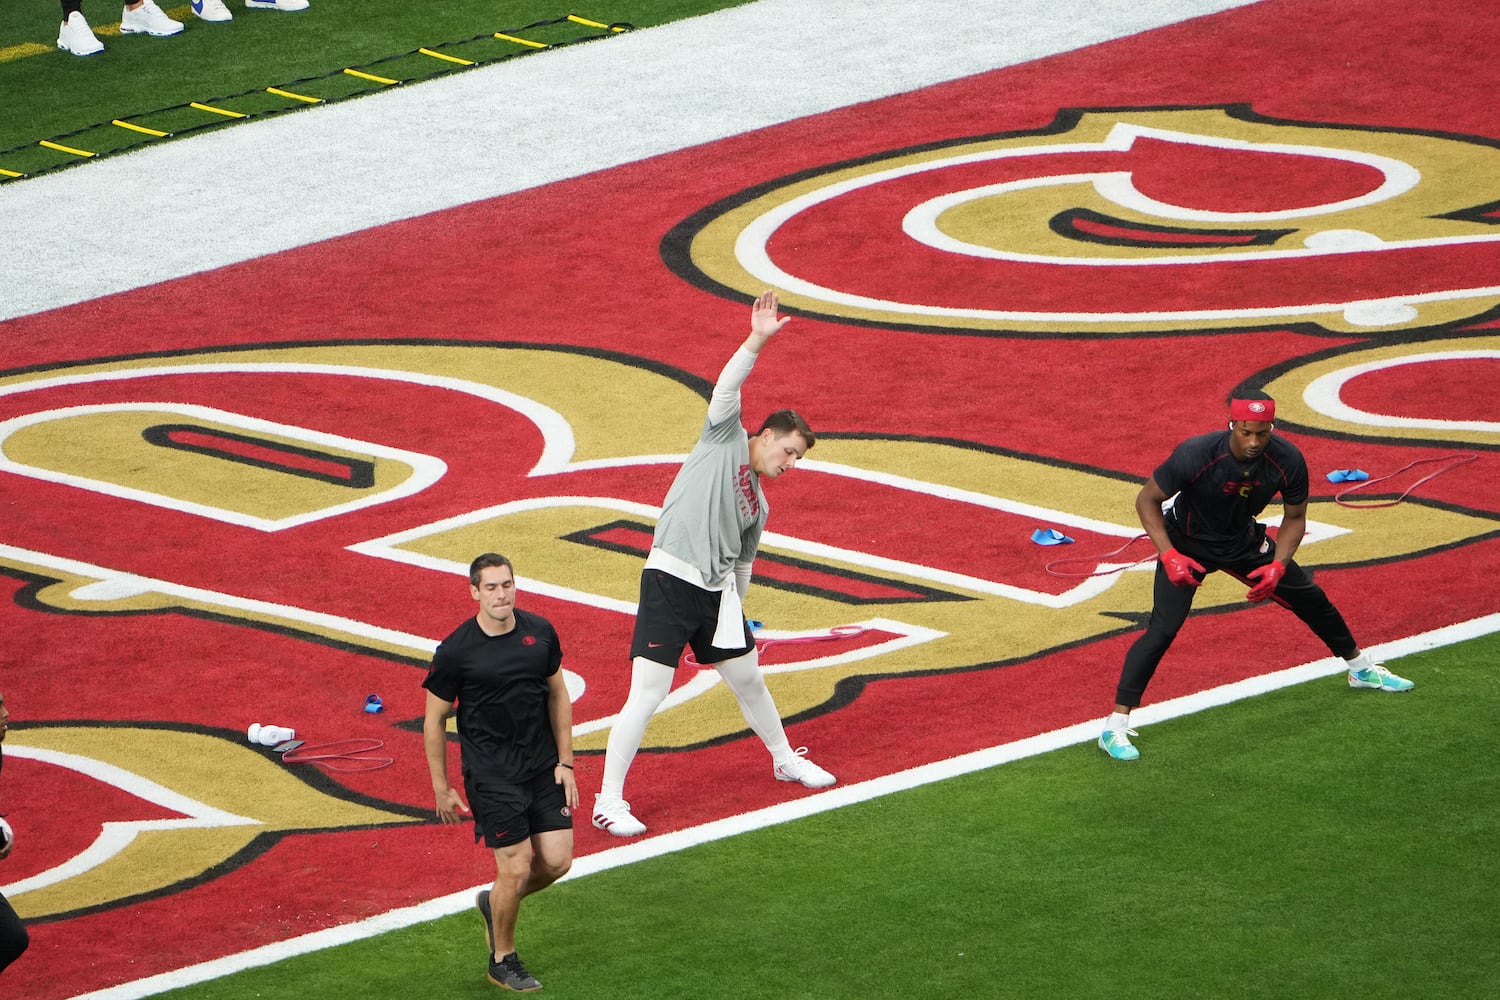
[3,1,1499,996]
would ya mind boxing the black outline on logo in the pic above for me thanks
[661,102,1500,341]
[142,423,377,489]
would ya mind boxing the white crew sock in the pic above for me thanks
[1106,711,1132,732]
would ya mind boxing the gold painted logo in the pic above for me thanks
[665,106,1500,335]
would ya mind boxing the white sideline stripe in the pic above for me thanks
[71,612,1500,1000]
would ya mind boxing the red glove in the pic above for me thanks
[1160,548,1205,587]
[1245,560,1286,602]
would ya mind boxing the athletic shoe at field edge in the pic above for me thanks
[592,795,646,837]
[245,0,311,10]
[488,951,542,992]
[192,0,233,21]
[57,12,104,55]
[774,747,837,788]
[120,0,184,36]
[1098,728,1141,761]
[476,890,494,956]
[1347,663,1415,692]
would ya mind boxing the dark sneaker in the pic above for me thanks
[476,890,494,955]
[488,951,542,992]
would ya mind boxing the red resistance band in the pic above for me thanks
[685,624,870,667]
[282,739,393,772]
[1335,453,1479,508]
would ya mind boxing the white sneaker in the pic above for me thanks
[57,12,105,55]
[192,0,233,21]
[774,747,836,788]
[591,795,646,837]
[120,0,184,36]
[245,0,311,10]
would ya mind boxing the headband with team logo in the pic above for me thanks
[1229,397,1276,422]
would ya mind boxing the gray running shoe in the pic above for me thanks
[488,951,542,992]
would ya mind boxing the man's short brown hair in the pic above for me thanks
[755,409,815,450]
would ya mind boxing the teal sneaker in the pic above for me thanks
[1347,663,1414,692]
[1098,728,1140,761]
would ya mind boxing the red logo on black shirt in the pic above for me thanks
[522,635,536,646]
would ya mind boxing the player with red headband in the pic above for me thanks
[1098,390,1415,761]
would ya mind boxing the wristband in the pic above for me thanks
[556,762,574,770]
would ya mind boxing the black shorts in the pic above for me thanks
[630,569,754,667]
[463,767,572,849]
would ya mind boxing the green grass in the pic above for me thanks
[159,633,1500,1000]
[0,0,752,175]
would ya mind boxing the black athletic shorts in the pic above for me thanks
[630,569,754,667]
[463,767,572,849]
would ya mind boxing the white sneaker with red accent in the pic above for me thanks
[774,747,836,788]
[592,795,646,837]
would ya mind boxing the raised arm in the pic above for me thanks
[709,291,790,425]
[742,290,791,355]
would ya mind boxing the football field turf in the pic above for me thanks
[2,1,1497,997]
[155,635,1498,1000]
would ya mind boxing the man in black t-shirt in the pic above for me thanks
[1098,392,1415,761]
[423,553,576,991]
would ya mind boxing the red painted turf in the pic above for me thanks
[2,1,1498,995]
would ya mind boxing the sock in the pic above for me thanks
[713,648,794,761]
[1106,711,1132,732]
[1344,651,1373,672]
[599,657,674,801]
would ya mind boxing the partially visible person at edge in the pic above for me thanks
[57,0,310,58]
[591,290,836,839]
[423,554,576,993]
[1098,390,1414,761]
[0,691,30,976]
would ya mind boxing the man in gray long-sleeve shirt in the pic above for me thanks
[592,291,837,838]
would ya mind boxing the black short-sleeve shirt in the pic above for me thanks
[422,609,563,784]
[1154,430,1309,562]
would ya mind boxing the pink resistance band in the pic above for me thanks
[1229,397,1275,422]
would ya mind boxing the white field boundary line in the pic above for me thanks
[71,611,1500,1000]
